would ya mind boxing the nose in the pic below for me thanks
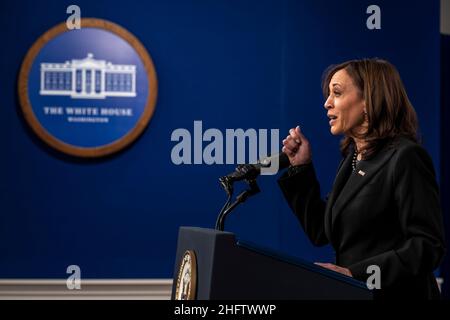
[323,96,333,110]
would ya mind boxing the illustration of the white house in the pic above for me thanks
[40,53,136,99]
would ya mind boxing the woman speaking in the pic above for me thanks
[279,59,446,299]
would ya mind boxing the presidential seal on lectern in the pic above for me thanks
[175,250,197,300]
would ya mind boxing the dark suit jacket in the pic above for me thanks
[278,136,446,299]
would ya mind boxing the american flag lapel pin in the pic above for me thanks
[358,170,366,176]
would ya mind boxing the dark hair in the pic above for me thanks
[321,58,419,158]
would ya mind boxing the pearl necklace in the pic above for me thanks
[352,151,359,171]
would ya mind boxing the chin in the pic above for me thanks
[330,126,341,135]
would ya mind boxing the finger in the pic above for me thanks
[314,262,327,267]
[283,145,297,155]
[284,139,299,151]
[329,266,339,271]
[282,146,295,157]
[295,125,308,143]
[289,128,301,144]
[282,137,293,145]
[315,263,335,269]
[284,135,297,147]
[328,266,340,272]
[286,132,301,150]
[282,139,297,154]
[283,139,300,151]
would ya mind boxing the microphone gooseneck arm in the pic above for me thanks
[215,153,289,231]
[215,176,233,230]
[215,179,260,231]
[215,165,261,231]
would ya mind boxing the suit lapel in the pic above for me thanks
[324,149,353,242]
[330,144,397,229]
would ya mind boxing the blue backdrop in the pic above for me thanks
[0,0,442,282]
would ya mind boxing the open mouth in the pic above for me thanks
[328,115,338,126]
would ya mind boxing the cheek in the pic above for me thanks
[348,108,364,127]
[336,107,349,130]
[336,101,362,131]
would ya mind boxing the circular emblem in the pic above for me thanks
[18,18,158,157]
[175,250,197,300]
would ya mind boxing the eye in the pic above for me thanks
[333,91,341,97]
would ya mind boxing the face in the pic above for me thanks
[324,69,366,136]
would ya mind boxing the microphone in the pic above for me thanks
[219,152,290,184]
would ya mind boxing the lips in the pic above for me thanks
[328,114,338,126]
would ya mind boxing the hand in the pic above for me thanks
[314,262,353,277]
[281,126,312,166]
